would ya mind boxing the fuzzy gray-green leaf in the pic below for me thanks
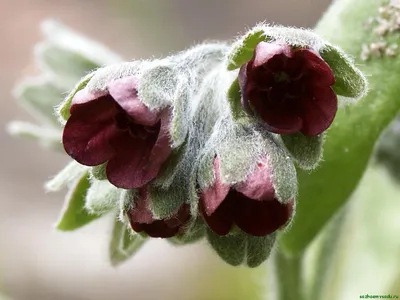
[227,28,267,70]
[85,180,121,215]
[109,218,146,266]
[90,163,107,181]
[148,183,186,219]
[246,233,276,268]
[36,42,99,89]
[14,77,64,126]
[55,174,101,231]
[281,133,324,170]
[7,121,62,150]
[320,44,368,99]
[45,161,88,191]
[207,229,246,266]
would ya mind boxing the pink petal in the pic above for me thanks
[63,95,119,166]
[253,42,293,68]
[300,86,338,136]
[201,158,230,216]
[106,130,159,189]
[235,158,275,201]
[233,192,293,236]
[70,89,108,113]
[108,76,160,126]
[128,187,155,224]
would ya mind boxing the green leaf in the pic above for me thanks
[55,174,101,231]
[56,72,94,123]
[281,133,324,170]
[148,183,186,219]
[227,78,247,120]
[45,161,88,191]
[168,218,206,245]
[85,179,122,215]
[13,77,64,127]
[7,121,62,150]
[206,229,246,266]
[207,229,276,267]
[280,0,398,254]
[245,233,276,268]
[109,218,146,266]
[227,28,267,70]
[36,42,99,89]
[320,44,368,99]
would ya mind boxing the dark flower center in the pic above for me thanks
[254,54,308,106]
[114,105,158,139]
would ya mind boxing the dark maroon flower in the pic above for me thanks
[200,157,294,237]
[127,187,190,238]
[239,41,337,136]
[62,76,172,189]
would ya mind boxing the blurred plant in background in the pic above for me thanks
[6,0,400,299]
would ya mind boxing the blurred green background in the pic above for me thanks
[4,0,400,300]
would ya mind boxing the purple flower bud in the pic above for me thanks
[62,76,172,189]
[200,157,294,237]
[127,187,190,238]
[239,41,337,136]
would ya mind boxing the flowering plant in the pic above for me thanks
[8,0,400,298]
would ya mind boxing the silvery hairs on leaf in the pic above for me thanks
[147,63,230,218]
[280,133,325,170]
[207,228,277,267]
[7,121,61,150]
[109,216,146,266]
[85,179,122,215]
[45,161,89,192]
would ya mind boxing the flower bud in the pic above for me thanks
[239,41,337,136]
[127,187,190,238]
[200,157,294,237]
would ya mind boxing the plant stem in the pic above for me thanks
[275,250,304,300]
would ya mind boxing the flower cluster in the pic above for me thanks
[42,24,366,267]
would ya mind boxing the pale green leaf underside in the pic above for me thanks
[55,174,101,231]
[14,77,64,127]
[109,218,146,266]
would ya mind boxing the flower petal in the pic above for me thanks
[106,127,160,189]
[300,86,338,136]
[201,158,230,216]
[249,91,303,134]
[295,49,335,86]
[200,193,234,236]
[108,76,159,126]
[63,95,119,166]
[70,89,108,113]
[128,187,155,224]
[253,42,293,68]
[235,158,275,201]
[234,193,294,236]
